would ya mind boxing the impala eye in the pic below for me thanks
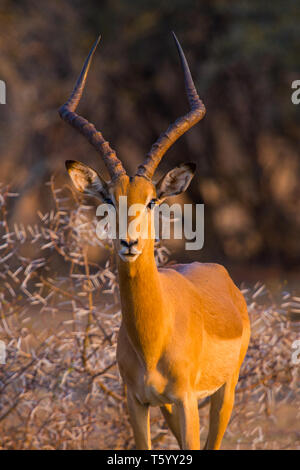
[147,198,157,210]
[104,197,114,206]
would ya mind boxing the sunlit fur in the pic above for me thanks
[66,165,250,450]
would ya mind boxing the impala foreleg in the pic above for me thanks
[126,389,151,450]
[177,394,200,450]
[160,403,182,448]
[204,375,237,450]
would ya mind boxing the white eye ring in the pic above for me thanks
[147,198,157,210]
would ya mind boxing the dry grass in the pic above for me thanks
[0,180,299,449]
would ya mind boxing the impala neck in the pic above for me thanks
[117,239,169,370]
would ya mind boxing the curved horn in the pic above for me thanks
[136,32,206,180]
[59,36,126,180]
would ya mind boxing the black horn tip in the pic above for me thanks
[171,31,181,52]
[84,34,102,68]
[171,30,177,41]
[171,31,189,70]
[94,34,101,48]
[88,34,102,59]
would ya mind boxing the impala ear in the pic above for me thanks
[65,160,109,200]
[155,163,196,200]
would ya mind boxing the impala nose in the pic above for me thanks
[120,239,138,249]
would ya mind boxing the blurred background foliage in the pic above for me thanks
[0,0,299,284]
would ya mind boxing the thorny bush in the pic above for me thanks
[0,181,299,449]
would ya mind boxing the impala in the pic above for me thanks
[59,34,250,450]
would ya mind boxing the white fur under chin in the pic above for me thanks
[118,251,141,263]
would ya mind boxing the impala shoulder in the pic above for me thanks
[195,262,230,276]
[158,265,190,283]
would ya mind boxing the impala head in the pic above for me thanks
[59,33,205,263]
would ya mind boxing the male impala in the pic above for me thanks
[59,34,250,450]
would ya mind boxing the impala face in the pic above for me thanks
[110,175,156,262]
[66,160,196,262]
